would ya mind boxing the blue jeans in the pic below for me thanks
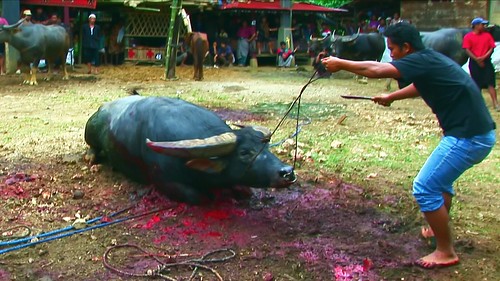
[413,130,496,212]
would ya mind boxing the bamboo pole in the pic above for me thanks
[164,0,182,79]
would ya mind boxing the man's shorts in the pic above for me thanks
[413,130,496,212]
[469,59,496,89]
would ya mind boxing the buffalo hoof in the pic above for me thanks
[83,149,97,165]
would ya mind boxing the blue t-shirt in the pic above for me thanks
[217,45,232,56]
[391,49,496,137]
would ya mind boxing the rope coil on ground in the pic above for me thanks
[103,243,235,280]
[0,225,32,240]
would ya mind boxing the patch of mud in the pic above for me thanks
[0,159,423,280]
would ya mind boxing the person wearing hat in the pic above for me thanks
[322,22,495,269]
[82,13,101,74]
[463,17,499,111]
[21,9,33,25]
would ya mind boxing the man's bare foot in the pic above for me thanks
[414,250,459,269]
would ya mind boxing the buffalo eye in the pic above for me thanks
[239,149,256,162]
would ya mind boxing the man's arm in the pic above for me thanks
[478,47,494,60]
[373,83,420,106]
[321,56,401,79]
[464,48,482,62]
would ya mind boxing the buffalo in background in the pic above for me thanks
[309,31,386,81]
[0,19,69,85]
[185,32,209,81]
[85,95,296,204]
[420,28,470,66]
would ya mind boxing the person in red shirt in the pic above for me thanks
[0,17,8,75]
[463,17,499,111]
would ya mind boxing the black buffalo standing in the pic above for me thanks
[84,95,296,204]
[387,27,494,90]
[309,31,386,80]
[421,26,500,66]
[185,32,209,81]
[420,28,470,66]
[0,19,69,85]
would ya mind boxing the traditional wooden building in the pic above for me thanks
[343,0,499,31]
[400,0,492,31]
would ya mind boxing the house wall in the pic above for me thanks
[489,0,500,25]
[401,0,489,31]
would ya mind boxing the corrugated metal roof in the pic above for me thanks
[99,0,215,7]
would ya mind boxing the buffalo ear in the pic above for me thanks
[185,158,226,173]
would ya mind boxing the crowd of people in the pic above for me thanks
[187,12,414,68]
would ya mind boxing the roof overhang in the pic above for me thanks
[21,0,97,9]
[222,1,348,12]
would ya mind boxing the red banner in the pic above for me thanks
[21,0,97,9]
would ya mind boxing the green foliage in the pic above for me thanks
[303,0,353,8]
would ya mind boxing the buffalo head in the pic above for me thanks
[308,31,335,55]
[146,125,296,189]
[330,29,360,57]
[0,19,24,42]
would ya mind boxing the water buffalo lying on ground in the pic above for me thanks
[84,95,296,204]
[185,32,209,81]
[0,19,69,85]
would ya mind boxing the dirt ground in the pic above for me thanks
[0,64,496,281]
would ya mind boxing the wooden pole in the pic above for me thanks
[164,0,182,79]
[278,0,294,65]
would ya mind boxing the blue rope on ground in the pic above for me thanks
[0,205,133,247]
[0,206,169,255]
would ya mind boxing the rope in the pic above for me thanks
[245,69,320,173]
[103,243,235,280]
[0,225,32,240]
[0,206,171,255]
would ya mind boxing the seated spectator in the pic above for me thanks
[176,38,190,66]
[277,41,298,68]
[214,40,234,68]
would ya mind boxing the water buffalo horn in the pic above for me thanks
[312,34,326,42]
[250,126,272,139]
[1,19,25,30]
[146,132,237,158]
[341,29,360,43]
[233,124,272,140]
